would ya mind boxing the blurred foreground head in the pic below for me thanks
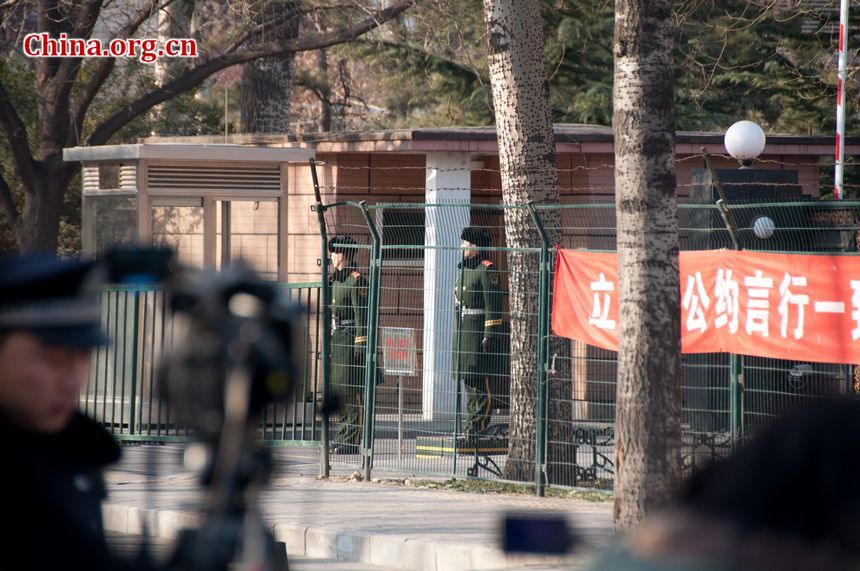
[615,399,860,571]
[684,399,860,558]
[0,254,107,433]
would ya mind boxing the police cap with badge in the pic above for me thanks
[0,254,108,347]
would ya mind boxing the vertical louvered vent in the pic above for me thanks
[82,166,99,193]
[147,165,281,193]
[82,164,137,192]
[119,165,137,191]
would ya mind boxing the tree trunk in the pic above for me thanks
[316,50,333,132]
[612,0,682,528]
[155,0,196,86]
[16,172,67,252]
[482,0,570,484]
[240,0,300,133]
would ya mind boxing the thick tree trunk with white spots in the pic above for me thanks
[483,0,571,483]
[155,0,195,86]
[240,0,300,133]
[612,0,683,529]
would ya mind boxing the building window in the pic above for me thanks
[380,208,425,262]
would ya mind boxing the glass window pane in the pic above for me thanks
[216,200,278,280]
[85,195,137,257]
[152,205,204,268]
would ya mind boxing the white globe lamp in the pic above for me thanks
[724,120,766,168]
[752,216,775,240]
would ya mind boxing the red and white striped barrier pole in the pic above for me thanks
[835,0,849,200]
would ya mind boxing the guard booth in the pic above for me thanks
[63,143,318,435]
[64,143,314,281]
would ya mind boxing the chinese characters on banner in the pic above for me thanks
[552,249,860,364]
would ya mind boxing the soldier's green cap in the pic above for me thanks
[329,235,358,258]
[461,226,491,248]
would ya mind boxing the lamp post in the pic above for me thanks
[690,122,802,442]
[721,121,778,243]
[720,121,765,446]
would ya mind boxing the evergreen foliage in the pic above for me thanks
[337,0,858,135]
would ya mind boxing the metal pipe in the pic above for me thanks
[358,201,382,481]
[699,150,744,447]
[128,290,140,436]
[702,148,742,250]
[398,377,404,460]
[310,158,331,478]
[528,201,551,497]
[835,0,849,200]
[453,263,464,476]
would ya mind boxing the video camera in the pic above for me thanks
[104,247,305,571]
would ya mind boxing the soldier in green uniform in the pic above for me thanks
[328,235,369,455]
[453,226,506,436]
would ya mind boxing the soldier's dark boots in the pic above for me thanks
[331,443,359,455]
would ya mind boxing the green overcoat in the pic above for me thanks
[329,265,368,390]
[452,256,508,379]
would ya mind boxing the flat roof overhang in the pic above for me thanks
[63,143,314,163]
[119,125,860,156]
[306,127,860,155]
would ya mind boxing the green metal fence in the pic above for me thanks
[313,179,860,492]
[84,183,860,492]
[83,282,323,445]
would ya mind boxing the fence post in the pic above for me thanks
[528,202,551,497]
[701,149,742,251]
[453,260,465,476]
[310,158,332,478]
[701,149,744,446]
[128,289,140,436]
[358,201,383,481]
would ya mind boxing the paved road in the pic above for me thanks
[106,532,401,570]
[104,444,614,570]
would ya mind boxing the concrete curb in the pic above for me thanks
[102,503,575,571]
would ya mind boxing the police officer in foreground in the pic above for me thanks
[328,236,369,455]
[0,254,132,570]
[454,226,506,437]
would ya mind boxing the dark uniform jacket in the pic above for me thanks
[329,264,369,389]
[0,412,121,570]
[453,256,508,379]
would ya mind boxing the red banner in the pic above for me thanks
[552,249,860,364]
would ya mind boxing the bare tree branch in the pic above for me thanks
[41,0,106,145]
[87,0,414,145]
[33,0,65,141]
[215,2,323,57]
[0,74,38,195]
[293,72,331,101]
[71,0,171,145]
[357,38,489,82]
[52,0,105,91]
[200,1,364,60]
[71,0,104,38]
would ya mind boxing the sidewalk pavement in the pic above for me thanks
[103,444,615,571]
